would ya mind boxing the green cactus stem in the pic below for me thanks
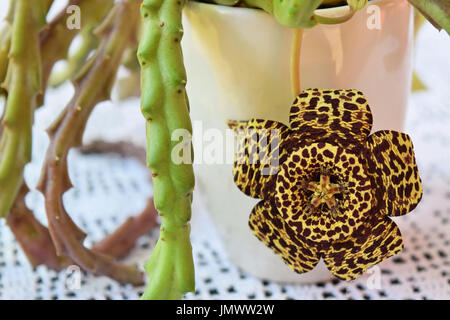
[37,0,144,285]
[204,0,321,27]
[0,0,111,272]
[0,0,49,219]
[1,1,112,217]
[240,0,273,14]
[202,1,369,27]
[0,0,75,271]
[138,0,195,299]
[238,0,324,27]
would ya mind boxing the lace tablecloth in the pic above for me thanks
[0,22,449,300]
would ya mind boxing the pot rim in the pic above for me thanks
[187,0,386,18]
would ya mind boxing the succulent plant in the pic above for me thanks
[0,0,447,300]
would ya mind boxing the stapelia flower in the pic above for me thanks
[228,88,423,281]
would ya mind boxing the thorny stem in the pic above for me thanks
[0,0,53,96]
[0,0,48,218]
[0,0,64,271]
[79,140,159,259]
[0,0,115,272]
[138,0,195,299]
[1,0,112,218]
[37,0,144,286]
[6,183,71,271]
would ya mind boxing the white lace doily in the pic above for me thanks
[0,22,449,300]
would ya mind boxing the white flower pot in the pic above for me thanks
[182,0,414,283]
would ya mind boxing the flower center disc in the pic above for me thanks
[274,142,373,243]
[305,170,343,217]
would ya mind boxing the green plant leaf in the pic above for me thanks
[408,0,450,35]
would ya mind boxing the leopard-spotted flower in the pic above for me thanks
[228,88,423,281]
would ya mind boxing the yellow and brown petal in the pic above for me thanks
[289,89,373,153]
[322,215,404,281]
[228,119,290,199]
[249,199,320,273]
[363,130,423,217]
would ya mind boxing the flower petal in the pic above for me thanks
[363,130,423,216]
[289,89,373,152]
[249,199,320,274]
[322,216,404,281]
[228,119,290,199]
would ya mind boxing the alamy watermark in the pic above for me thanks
[171,121,281,175]
[66,5,81,30]
[65,265,82,291]
[367,4,382,30]
[366,265,382,290]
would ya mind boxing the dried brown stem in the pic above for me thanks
[93,199,158,259]
[38,0,81,105]
[6,183,71,271]
[80,140,158,259]
[37,0,144,286]
[0,1,71,271]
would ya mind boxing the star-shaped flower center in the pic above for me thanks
[305,169,343,218]
[275,142,373,243]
